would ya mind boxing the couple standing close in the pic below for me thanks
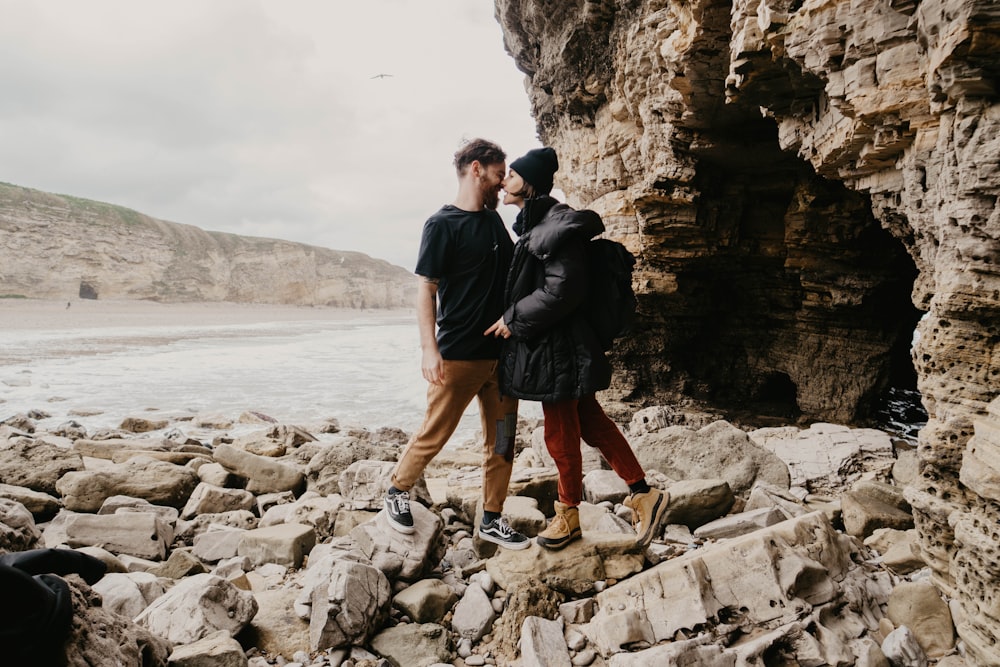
[383,138,668,551]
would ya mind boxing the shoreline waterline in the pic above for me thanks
[0,298,541,446]
[0,297,412,331]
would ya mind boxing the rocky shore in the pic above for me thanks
[0,402,963,667]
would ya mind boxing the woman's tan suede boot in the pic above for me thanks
[536,501,582,550]
[624,487,669,546]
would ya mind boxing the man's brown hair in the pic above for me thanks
[453,138,506,175]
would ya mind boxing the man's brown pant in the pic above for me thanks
[391,359,518,513]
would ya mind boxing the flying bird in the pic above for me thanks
[370,73,393,79]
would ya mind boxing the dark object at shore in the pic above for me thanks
[0,549,108,666]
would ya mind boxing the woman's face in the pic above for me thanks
[502,169,526,206]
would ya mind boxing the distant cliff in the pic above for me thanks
[0,183,416,308]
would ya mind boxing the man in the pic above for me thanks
[383,138,529,550]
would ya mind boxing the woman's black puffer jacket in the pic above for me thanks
[499,196,612,402]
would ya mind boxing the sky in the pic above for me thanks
[0,1,543,269]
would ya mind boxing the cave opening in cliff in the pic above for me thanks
[657,115,926,428]
[78,282,98,300]
[754,372,801,420]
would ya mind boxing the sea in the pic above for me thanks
[0,310,541,445]
[0,303,923,446]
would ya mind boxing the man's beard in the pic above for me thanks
[480,178,500,210]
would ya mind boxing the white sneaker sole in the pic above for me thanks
[479,530,531,550]
[384,510,415,535]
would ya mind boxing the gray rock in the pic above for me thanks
[841,490,913,539]
[98,495,180,524]
[0,482,62,520]
[519,616,571,667]
[369,623,453,667]
[120,416,169,433]
[337,458,432,510]
[56,457,199,511]
[181,482,255,519]
[451,582,496,642]
[632,421,789,497]
[583,512,868,656]
[881,625,927,667]
[193,528,246,563]
[0,497,42,551]
[692,506,788,540]
[305,437,398,496]
[196,462,239,487]
[744,481,809,519]
[64,511,172,560]
[496,495,547,538]
[92,571,169,621]
[213,444,304,494]
[392,578,458,624]
[259,492,343,540]
[135,573,258,645]
[660,478,735,529]
[307,557,391,651]
[238,523,316,568]
[886,581,955,658]
[864,528,925,574]
[166,629,248,667]
[0,440,84,495]
[582,469,629,505]
[750,424,895,494]
[62,574,172,667]
[175,510,258,542]
[149,548,206,579]
[245,587,311,660]
[559,598,596,625]
[351,501,445,582]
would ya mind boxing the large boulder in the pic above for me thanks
[63,574,172,667]
[55,457,199,512]
[0,441,84,495]
[64,512,173,561]
[351,502,446,582]
[305,436,399,495]
[134,573,258,645]
[305,555,392,651]
[213,445,304,494]
[0,483,63,520]
[630,421,790,496]
[0,497,42,552]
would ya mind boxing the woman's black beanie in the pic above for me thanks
[510,147,558,195]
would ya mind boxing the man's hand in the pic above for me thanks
[422,347,445,385]
[485,317,511,339]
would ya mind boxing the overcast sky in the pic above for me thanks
[0,1,542,269]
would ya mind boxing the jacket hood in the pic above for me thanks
[520,200,605,260]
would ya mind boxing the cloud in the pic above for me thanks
[0,0,541,268]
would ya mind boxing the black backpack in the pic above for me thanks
[585,238,637,350]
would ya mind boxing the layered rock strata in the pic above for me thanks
[0,183,416,308]
[495,0,999,662]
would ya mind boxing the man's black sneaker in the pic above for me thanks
[384,490,415,534]
[479,516,530,550]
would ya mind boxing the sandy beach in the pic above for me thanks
[0,298,412,331]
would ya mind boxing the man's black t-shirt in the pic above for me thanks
[415,205,514,360]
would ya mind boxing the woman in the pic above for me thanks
[485,147,668,550]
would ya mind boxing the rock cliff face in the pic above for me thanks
[0,183,416,308]
[496,0,999,662]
